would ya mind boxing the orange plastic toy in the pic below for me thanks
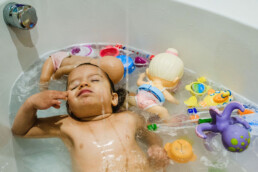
[164,139,196,163]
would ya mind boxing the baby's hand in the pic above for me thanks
[147,145,169,170]
[28,90,68,110]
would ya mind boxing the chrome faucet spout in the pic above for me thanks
[3,2,37,30]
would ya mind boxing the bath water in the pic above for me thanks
[9,43,258,172]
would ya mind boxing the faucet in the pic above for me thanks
[3,2,37,30]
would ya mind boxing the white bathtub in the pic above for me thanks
[1,0,258,171]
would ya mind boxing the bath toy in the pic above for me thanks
[138,84,165,103]
[184,89,233,108]
[146,48,184,91]
[184,77,211,107]
[238,109,254,115]
[115,44,123,49]
[198,118,212,124]
[237,104,256,115]
[187,107,198,114]
[243,104,258,113]
[147,123,158,131]
[199,89,233,107]
[189,114,199,121]
[100,46,119,57]
[164,139,196,163]
[116,55,135,76]
[70,45,96,57]
[149,54,155,60]
[184,96,199,107]
[134,56,149,67]
[185,77,210,96]
[127,48,184,120]
[196,102,251,152]
[242,113,258,136]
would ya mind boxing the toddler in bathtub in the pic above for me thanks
[12,63,169,172]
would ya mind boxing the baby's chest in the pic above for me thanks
[61,122,137,151]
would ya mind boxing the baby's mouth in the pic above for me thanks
[78,89,93,96]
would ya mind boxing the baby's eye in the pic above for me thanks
[71,86,78,90]
[70,85,79,90]
[91,79,100,82]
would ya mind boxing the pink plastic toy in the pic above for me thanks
[100,46,119,57]
[134,56,149,67]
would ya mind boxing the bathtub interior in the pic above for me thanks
[1,0,258,171]
[8,43,258,172]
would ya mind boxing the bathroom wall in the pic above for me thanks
[1,0,258,171]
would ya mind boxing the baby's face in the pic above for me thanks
[67,65,117,119]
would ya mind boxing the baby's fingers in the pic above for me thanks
[51,100,62,109]
[50,91,68,100]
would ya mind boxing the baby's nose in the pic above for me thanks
[79,82,90,89]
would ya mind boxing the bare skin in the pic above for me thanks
[39,55,124,91]
[13,65,169,172]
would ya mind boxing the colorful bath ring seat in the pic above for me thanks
[164,139,196,163]
[196,102,251,152]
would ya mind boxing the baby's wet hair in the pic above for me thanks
[66,63,127,119]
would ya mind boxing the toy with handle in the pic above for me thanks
[196,102,251,152]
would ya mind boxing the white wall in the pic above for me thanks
[1,0,258,171]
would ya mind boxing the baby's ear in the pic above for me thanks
[111,92,118,106]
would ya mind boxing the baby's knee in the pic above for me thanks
[40,75,51,83]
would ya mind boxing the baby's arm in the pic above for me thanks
[134,113,169,169]
[12,90,68,138]
[39,58,55,91]
[136,115,163,147]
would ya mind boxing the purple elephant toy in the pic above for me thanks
[196,102,251,152]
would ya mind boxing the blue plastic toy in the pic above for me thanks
[116,55,135,76]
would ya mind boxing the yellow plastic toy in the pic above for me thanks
[184,77,210,107]
[185,77,210,96]
[184,96,199,107]
[184,84,233,108]
[199,89,233,107]
[164,139,196,163]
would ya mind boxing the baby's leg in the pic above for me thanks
[147,106,186,125]
[40,58,55,91]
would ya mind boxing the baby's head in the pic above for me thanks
[146,48,184,88]
[66,63,126,120]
